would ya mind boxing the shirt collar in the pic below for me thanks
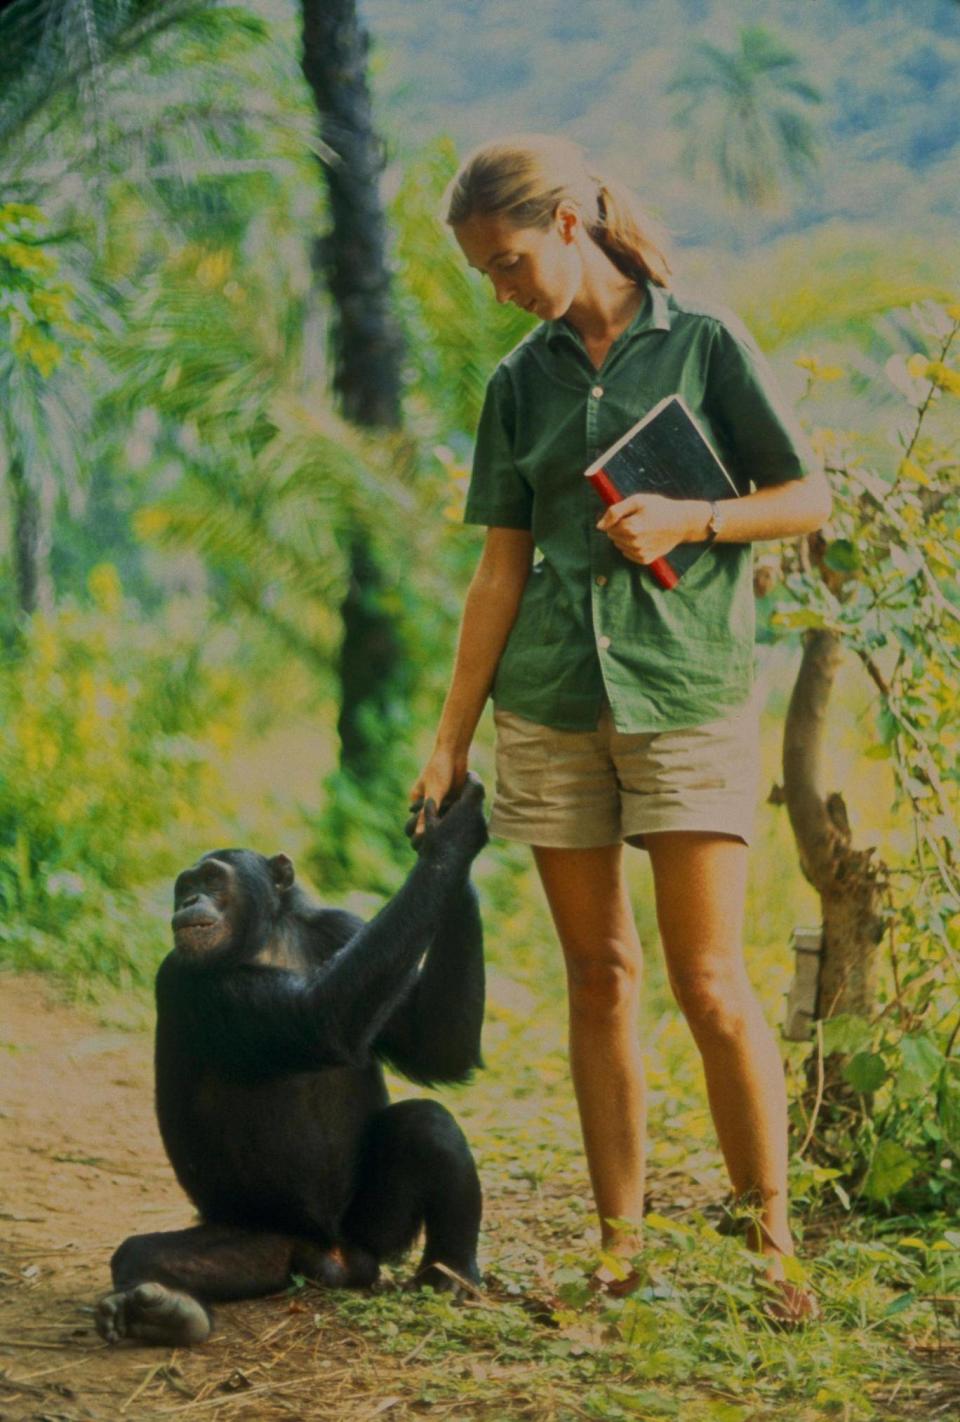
[543,282,673,349]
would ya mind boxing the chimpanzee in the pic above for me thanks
[95,774,487,1347]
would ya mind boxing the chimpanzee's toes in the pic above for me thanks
[409,1256,482,1298]
[95,1291,126,1344]
[95,1283,211,1346]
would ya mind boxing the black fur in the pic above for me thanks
[96,776,487,1345]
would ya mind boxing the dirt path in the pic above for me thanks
[0,973,263,1420]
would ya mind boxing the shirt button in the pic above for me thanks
[598,635,611,650]
[591,384,604,399]
[595,574,608,587]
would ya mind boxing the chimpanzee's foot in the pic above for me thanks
[411,1254,482,1296]
[96,1282,212,1346]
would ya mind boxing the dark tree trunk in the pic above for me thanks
[7,452,52,617]
[336,530,409,784]
[782,630,887,1023]
[300,0,408,791]
[300,0,403,430]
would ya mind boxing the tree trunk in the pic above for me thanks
[7,451,53,617]
[782,630,886,1021]
[300,0,403,430]
[336,530,409,784]
[299,0,410,852]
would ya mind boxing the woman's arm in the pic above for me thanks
[410,526,534,825]
[598,470,832,567]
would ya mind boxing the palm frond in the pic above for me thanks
[0,0,265,152]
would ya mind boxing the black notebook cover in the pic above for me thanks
[585,394,740,581]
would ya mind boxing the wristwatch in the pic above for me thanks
[705,499,725,544]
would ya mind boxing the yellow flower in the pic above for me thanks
[794,354,843,381]
[33,620,59,670]
[207,722,235,752]
[29,290,69,322]
[88,563,122,614]
[134,507,172,539]
[899,459,931,485]
[195,249,232,289]
[12,325,62,376]
[0,238,56,274]
[906,353,930,380]
[927,361,960,396]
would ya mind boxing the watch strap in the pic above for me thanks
[705,499,722,544]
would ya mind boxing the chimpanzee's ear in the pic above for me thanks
[268,853,295,891]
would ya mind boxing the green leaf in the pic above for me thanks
[770,608,825,630]
[821,1014,873,1056]
[883,1291,916,1317]
[843,1051,887,1093]
[831,1179,851,1210]
[895,1033,944,1100]
[824,538,860,573]
[863,1140,919,1202]
[877,705,899,745]
[604,1390,680,1417]
[938,1076,960,1149]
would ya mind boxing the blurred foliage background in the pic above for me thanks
[0,0,959,1407]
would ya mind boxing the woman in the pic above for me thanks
[410,134,831,1322]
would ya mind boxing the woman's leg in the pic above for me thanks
[645,831,813,1314]
[532,843,646,1251]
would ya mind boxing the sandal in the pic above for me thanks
[761,1276,821,1327]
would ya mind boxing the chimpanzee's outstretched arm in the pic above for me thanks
[199,778,487,1072]
[374,879,484,1086]
[317,775,486,1052]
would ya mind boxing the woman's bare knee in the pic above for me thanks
[565,948,641,1017]
[669,966,754,1043]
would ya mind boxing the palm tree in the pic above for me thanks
[669,25,822,210]
[298,0,420,889]
[0,0,280,620]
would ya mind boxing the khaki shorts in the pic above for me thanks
[489,697,761,850]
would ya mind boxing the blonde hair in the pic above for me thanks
[444,133,671,288]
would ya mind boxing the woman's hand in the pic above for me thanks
[406,748,469,847]
[596,493,700,566]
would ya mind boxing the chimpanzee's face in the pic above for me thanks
[171,856,237,959]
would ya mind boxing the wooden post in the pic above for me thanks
[783,925,823,1042]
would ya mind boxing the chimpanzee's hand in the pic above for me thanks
[408,772,487,866]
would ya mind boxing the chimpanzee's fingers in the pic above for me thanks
[423,797,439,832]
[458,771,485,804]
[405,794,425,841]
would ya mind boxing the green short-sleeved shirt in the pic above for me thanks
[463,283,816,733]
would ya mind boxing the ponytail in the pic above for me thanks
[590,175,671,288]
[445,134,672,288]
